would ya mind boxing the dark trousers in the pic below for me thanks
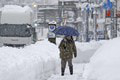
[61,59,73,75]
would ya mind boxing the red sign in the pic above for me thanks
[106,10,111,17]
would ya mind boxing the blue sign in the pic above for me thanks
[49,26,55,32]
[86,4,90,12]
[103,0,113,10]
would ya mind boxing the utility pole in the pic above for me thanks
[93,8,97,41]
[115,0,118,37]
[82,7,87,42]
[93,0,98,41]
[85,8,89,42]
[81,0,89,42]
[111,0,117,38]
[86,0,89,42]
[110,1,117,39]
[61,0,64,26]
[110,8,114,39]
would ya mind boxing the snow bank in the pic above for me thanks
[0,40,60,80]
[83,38,120,80]
[73,40,105,63]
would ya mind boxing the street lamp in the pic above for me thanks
[32,2,38,20]
[32,2,37,8]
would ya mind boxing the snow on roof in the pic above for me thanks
[1,5,33,24]
[23,6,33,12]
[2,5,33,12]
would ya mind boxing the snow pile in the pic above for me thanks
[1,5,29,12]
[73,40,105,63]
[0,40,60,80]
[83,38,120,80]
[1,5,33,24]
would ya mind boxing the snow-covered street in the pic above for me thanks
[47,63,85,80]
[0,0,120,80]
[0,38,104,80]
[0,37,120,80]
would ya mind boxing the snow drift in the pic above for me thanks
[83,38,120,80]
[0,40,59,80]
[73,41,104,63]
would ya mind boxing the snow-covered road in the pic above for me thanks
[0,39,105,80]
[47,63,86,80]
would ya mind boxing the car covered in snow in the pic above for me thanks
[0,5,36,46]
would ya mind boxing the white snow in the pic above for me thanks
[47,38,105,80]
[0,5,33,24]
[0,38,106,80]
[83,37,120,80]
[0,40,60,80]
[47,64,85,80]
[73,40,106,63]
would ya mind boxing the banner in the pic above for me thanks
[106,10,111,17]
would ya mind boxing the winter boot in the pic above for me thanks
[69,66,73,75]
[61,68,65,76]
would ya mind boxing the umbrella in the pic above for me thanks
[53,26,79,36]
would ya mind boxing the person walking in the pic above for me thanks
[59,36,77,76]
